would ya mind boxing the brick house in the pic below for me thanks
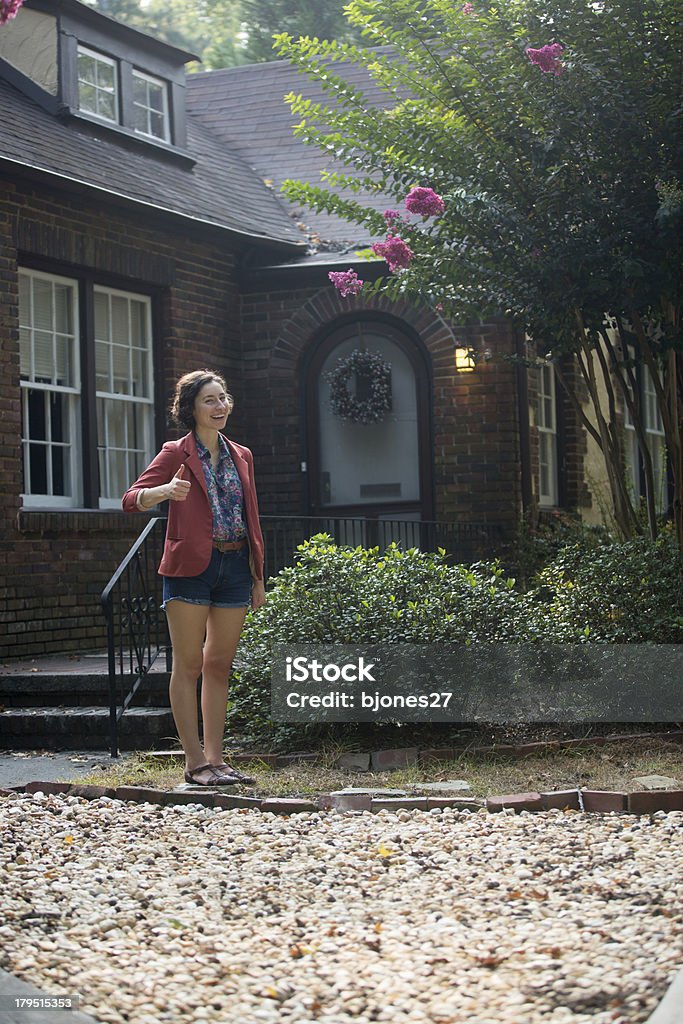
[0,0,592,661]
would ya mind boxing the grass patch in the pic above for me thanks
[72,736,683,799]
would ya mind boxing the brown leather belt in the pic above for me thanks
[214,538,248,553]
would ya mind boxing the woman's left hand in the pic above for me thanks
[251,580,266,611]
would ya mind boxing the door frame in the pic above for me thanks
[303,313,434,520]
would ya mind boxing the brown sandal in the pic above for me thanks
[184,763,240,787]
[210,763,256,785]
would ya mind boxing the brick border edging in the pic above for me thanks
[139,727,683,773]
[2,780,682,816]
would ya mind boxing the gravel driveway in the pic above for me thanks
[1,792,681,1023]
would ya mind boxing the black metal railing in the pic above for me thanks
[101,516,170,757]
[261,515,506,578]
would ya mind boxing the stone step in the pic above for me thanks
[0,673,171,708]
[0,706,176,751]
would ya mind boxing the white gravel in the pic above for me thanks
[1,792,682,1024]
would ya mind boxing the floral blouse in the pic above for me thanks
[195,434,247,543]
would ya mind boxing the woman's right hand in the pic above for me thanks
[167,464,191,502]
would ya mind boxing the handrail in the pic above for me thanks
[101,516,170,757]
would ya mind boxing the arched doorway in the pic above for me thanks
[305,318,433,546]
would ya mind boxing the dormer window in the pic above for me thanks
[132,68,169,142]
[73,46,174,146]
[3,0,195,155]
[77,45,119,124]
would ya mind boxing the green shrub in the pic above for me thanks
[229,535,524,745]
[527,525,683,643]
[508,511,611,588]
[228,530,683,747]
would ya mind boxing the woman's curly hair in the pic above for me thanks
[170,369,234,430]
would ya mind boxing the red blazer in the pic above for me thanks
[122,432,265,581]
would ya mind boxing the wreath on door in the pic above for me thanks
[325,348,392,424]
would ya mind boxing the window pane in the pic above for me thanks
[111,296,129,347]
[150,111,165,138]
[133,105,148,132]
[130,301,146,346]
[28,389,47,441]
[108,449,128,501]
[95,341,110,392]
[49,392,68,444]
[95,288,153,503]
[147,82,164,112]
[78,48,118,122]
[131,347,149,397]
[108,399,128,447]
[33,278,53,332]
[54,284,72,334]
[51,445,68,496]
[133,76,147,103]
[78,54,97,86]
[19,271,80,505]
[33,331,54,381]
[98,90,116,121]
[79,83,97,115]
[55,335,73,387]
[19,327,31,379]
[28,444,48,495]
[94,291,109,341]
[97,61,115,92]
[543,395,553,427]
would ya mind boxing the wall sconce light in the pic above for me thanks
[454,345,477,372]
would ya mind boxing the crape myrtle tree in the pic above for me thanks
[275,0,683,548]
[1,1,24,24]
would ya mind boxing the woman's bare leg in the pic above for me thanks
[164,601,210,773]
[200,605,248,765]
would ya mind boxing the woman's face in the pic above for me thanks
[193,379,231,432]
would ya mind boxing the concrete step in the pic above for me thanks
[0,673,171,708]
[0,706,176,751]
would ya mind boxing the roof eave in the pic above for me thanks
[1,157,306,253]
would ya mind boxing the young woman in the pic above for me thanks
[123,369,266,787]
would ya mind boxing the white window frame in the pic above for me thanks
[77,45,119,124]
[537,360,559,506]
[94,286,155,510]
[624,364,667,513]
[132,68,170,143]
[19,269,82,509]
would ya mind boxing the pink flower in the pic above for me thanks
[383,209,402,224]
[405,186,445,217]
[328,269,364,297]
[0,0,23,23]
[462,3,477,15]
[372,236,414,272]
[526,43,564,76]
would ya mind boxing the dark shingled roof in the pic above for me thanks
[186,56,398,249]
[0,69,304,249]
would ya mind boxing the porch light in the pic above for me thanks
[454,345,477,372]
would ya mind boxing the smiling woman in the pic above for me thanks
[122,369,266,789]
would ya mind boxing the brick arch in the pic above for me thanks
[270,286,457,374]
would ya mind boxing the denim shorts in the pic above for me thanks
[162,546,252,609]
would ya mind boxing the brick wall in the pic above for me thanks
[0,178,244,659]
